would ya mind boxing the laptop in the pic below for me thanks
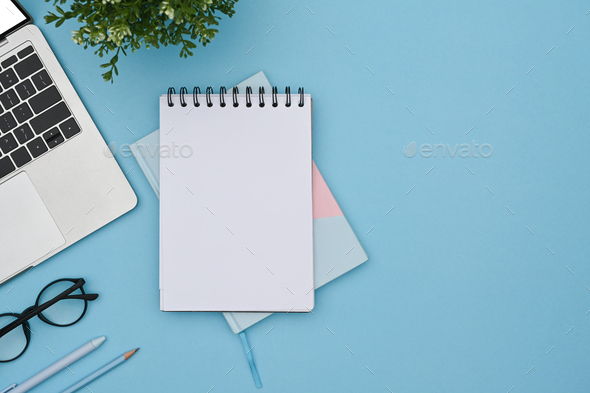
[0,1,137,284]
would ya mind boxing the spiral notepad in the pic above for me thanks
[159,86,314,312]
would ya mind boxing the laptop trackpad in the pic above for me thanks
[0,173,65,279]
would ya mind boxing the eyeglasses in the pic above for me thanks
[0,278,98,362]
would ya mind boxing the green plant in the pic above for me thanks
[44,0,239,82]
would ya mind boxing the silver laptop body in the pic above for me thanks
[0,1,137,284]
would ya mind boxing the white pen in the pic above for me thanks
[2,336,105,393]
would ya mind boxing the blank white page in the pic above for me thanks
[160,93,314,312]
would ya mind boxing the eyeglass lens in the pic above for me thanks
[37,280,87,326]
[0,279,88,362]
[0,315,29,362]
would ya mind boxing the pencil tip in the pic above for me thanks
[124,348,140,360]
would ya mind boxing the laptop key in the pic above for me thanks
[43,128,64,148]
[0,156,15,179]
[14,54,43,79]
[30,102,71,134]
[15,80,36,100]
[0,89,20,110]
[13,124,34,144]
[48,134,65,148]
[31,70,52,91]
[59,118,81,138]
[13,102,33,123]
[0,132,18,154]
[29,86,61,114]
[1,56,17,69]
[17,46,34,59]
[27,137,48,158]
[11,146,31,167]
[0,112,17,133]
[0,69,19,89]
[43,127,60,141]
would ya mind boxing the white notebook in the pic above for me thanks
[160,87,314,312]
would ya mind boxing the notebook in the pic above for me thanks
[223,164,368,333]
[159,83,314,312]
[131,71,368,332]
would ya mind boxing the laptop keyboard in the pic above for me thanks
[0,45,81,181]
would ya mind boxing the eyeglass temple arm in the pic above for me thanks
[0,279,93,337]
[66,294,98,301]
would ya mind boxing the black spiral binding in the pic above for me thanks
[246,86,252,107]
[219,87,227,107]
[272,86,278,107]
[168,86,305,108]
[193,87,200,107]
[259,87,265,107]
[179,87,188,107]
[298,87,305,107]
[285,86,291,107]
[232,87,239,107]
[206,87,213,107]
[167,87,175,107]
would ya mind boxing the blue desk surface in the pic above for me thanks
[4,1,590,391]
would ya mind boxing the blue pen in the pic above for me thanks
[1,337,106,393]
[59,348,139,393]
[0,385,17,393]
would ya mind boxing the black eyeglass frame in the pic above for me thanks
[0,278,98,362]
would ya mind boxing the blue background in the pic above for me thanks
[3,0,590,391]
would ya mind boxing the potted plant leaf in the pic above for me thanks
[44,0,239,82]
